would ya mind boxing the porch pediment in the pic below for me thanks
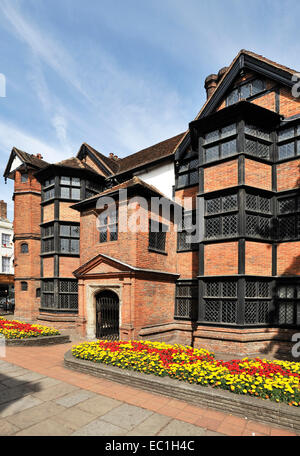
[73,253,134,278]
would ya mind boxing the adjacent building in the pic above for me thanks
[0,200,14,307]
[3,50,300,356]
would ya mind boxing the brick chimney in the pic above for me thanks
[0,200,7,220]
[109,153,119,161]
[204,74,218,99]
[36,153,43,160]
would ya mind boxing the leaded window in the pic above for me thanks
[226,78,265,106]
[202,280,238,324]
[60,224,80,254]
[277,124,300,160]
[175,283,198,320]
[176,156,198,189]
[58,280,78,310]
[148,220,167,253]
[177,211,198,251]
[41,224,54,253]
[85,180,103,199]
[245,193,271,214]
[205,193,238,239]
[41,279,78,311]
[98,208,118,243]
[203,124,237,163]
[277,195,300,240]
[244,301,272,325]
[277,283,300,326]
[244,123,271,160]
[60,176,81,200]
[42,178,55,201]
[245,214,271,238]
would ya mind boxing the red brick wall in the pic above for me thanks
[204,159,238,192]
[279,87,300,117]
[277,242,300,276]
[43,204,54,223]
[176,251,199,278]
[13,169,42,319]
[59,202,80,222]
[245,241,272,276]
[277,159,300,192]
[59,257,80,277]
[204,242,238,275]
[244,159,272,190]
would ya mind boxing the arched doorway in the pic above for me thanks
[95,290,119,340]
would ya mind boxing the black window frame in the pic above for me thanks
[98,208,118,244]
[177,210,198,252]
[59,223,80,254]
[175,154,199,190]
[226,78,266,107]
[277,123,300,161]
[20,242,29,254]
[174,281,198,320]
[148,219,168,254]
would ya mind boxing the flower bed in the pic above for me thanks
[0,316,60,339]
[71,340,300,407]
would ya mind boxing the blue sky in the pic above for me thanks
[0,0,299,220]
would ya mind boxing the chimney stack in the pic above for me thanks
[0,200,7,220]
[204,74,218,99]
[36,153,43,160]
[204,67,228,99]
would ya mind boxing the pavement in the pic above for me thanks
[0,341,298,437]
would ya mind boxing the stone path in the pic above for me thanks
[0,342,298,436]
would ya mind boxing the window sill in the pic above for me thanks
[148,248,168,256]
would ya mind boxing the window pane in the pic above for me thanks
[204,129,219,144]
[109,224,118,241]
[60,238,69,252]
[227,88,238,105]
[221,124,236,138]
[71,177,80,186]
[221,139,236,158]
[61,176,71,185]
[2,257,10,273]
[71,225,80,238]
[99,227,107,243]
[60,225,71,237]
[70,239,79,253]
[252,79,265,95]
[177,174,189,188]
[278,142,294,160]
[205,145,219,162]
[278,127,294,141]
[71,188,81,200]
[189,171,198,185]
[240,83,251,99]
[60,187,70,198]
[21,174,28,183]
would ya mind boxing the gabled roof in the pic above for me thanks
[77,143,119,175]
[175,49,299,160]
[114,133,185,176]
[73,252,179,279]
[4,147,49,178]
[71,175,180,211]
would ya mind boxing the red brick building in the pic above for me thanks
[4,50,300,356]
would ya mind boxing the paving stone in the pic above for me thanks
[0,367,29,379]
[15,418,74,436]
[157,419,206,436]
[126,413,172,436]
[0,418,20,436]
[76,395,121,416]
[55,389,96,408]
[31,377,63,390]
[0,395,42,418]
[6,401,66,429]
[32,382,79,401]
[101,403,153,431]
[1,372,45,388]
[72,418,127,436]
[55,406,97,430]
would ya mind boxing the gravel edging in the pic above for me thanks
[64,349,300,433]
[4,334,70,346]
